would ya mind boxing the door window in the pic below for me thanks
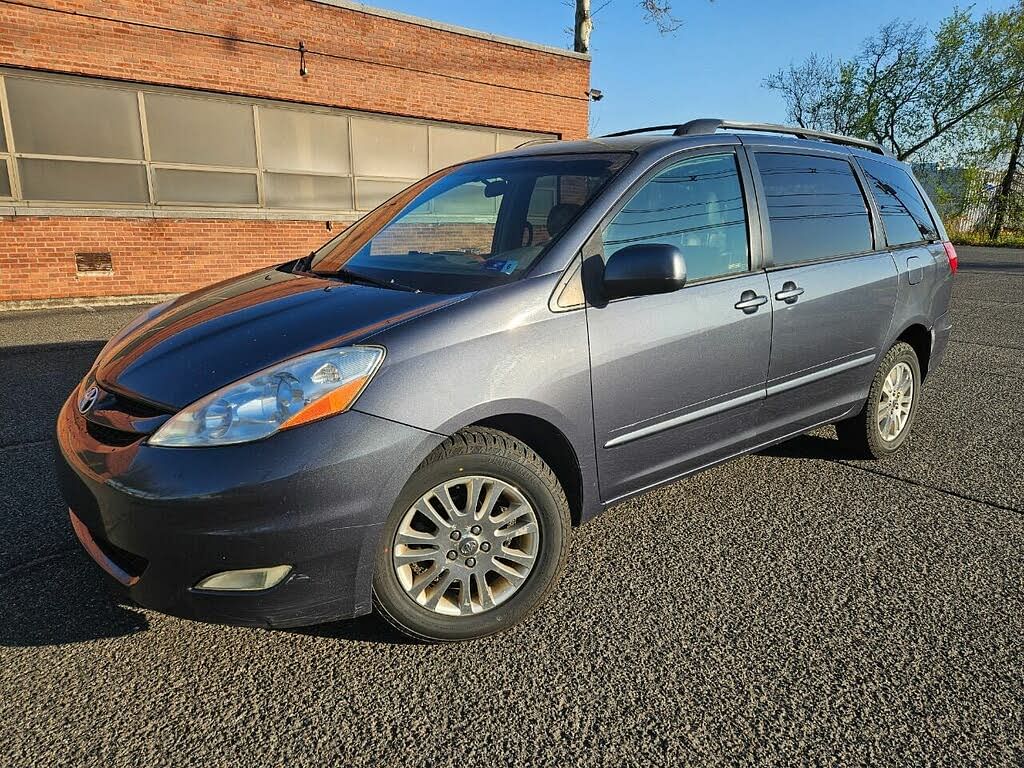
[857,157,939,246]
[603,153,750,282]
[756,152,873,266]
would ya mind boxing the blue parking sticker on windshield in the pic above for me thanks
[485,259,518,275]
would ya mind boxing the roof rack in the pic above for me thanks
[516,137,559,149]
[601,119,888,155]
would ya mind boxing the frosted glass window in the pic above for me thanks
[350,119,427,178]
[264,173,352,210]
[259,108,349,174]
[153,168,258,204]
[431,181,498,216]
[429,127,495,171]
[7,77,143,159]
[356,178,412,210]
[146,93,256,167]
[18,158,148,202]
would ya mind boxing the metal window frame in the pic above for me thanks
[0,67,554,215]
[595,146,763,282]
[745,146,881,270]
[0,74,19,200]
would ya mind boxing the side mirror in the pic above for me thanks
[602,243,687,300]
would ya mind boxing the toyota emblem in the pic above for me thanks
[78,385,100,415]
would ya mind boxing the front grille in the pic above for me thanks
[107,391,168,418]
[85,420,142,447]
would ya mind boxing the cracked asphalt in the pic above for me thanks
[1,247,1022,766]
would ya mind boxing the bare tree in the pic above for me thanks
[764,10,1019,161]
[573,0,683,55]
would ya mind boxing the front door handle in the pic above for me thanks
[774,281,804,304]
[734,290,769,314]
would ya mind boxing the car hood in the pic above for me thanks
[95,267,467,410]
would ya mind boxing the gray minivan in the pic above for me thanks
[57,120,955,641]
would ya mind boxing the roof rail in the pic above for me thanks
[601,119,888,155]
[516,137,559,149]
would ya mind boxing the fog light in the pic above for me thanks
[195,565,292,591]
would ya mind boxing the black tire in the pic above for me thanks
[373,427,571,642]
[836,341,922,459]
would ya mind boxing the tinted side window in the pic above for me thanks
[757,152,872,266]
[858,157,938,246]
[603,153,749,282]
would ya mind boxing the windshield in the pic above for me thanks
[310,153,631,293]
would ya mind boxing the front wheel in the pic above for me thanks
[836,341,922,459]
[373,427,571,642]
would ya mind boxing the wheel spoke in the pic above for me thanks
[495,547,535,567]
[416,498,452,532]
[476,481,503,521]
[407,561,444,599]
[474,572,496,611]
[435,485,462,520]
[497,520,538,540]
[490,558,528,587]
[393,544,442,565]
[465,477,484,519]
[423,569,458,610]
[490,501,530,528]
[395,527,439,546]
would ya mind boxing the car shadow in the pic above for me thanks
[289,613,415,645]
[758,432,853,462]
[0,338,153,647]
[0,549,150,647]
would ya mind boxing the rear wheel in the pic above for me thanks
[373,427,570,642]
[836,341,921,459]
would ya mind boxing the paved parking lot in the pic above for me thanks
[1,247,1022,766]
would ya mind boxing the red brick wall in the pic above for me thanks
[0,0,590,139]
[0,216,346,302]
[0,1,589,304]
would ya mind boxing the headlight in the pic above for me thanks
[149,346,384,447]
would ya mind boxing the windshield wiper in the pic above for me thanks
[334,268,419,293]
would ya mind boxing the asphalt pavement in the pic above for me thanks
[1,246,1022,766]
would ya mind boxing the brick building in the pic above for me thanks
[0,0,590,307]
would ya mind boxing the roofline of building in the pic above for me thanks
[311,0,590,61]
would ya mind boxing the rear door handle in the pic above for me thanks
[774,281,804,304]
[734,290,769,314]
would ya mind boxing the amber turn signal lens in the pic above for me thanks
[281,375,369,429]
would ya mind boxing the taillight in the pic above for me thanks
[943,241,958,274]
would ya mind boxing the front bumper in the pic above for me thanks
[55,395,441,628]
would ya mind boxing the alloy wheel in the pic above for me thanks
[877,361,914,442]
[392,475,540,616]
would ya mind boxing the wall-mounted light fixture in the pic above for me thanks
[298,41,308,77]
[588,88,604,102]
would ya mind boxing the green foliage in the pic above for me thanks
[949,229,1024,248]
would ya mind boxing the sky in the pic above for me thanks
[361,0,1018,136]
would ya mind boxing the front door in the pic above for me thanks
[585,150,772,502]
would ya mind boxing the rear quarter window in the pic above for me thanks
[756,152,873,267]
[857,157,939,246]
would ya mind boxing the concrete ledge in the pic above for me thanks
[0,205,362,222]
[0,293,180,313]
[312,0,590,60]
